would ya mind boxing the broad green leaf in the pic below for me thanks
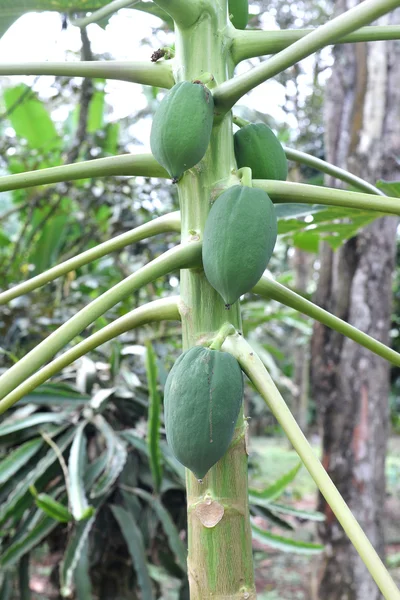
[28,214,69,275]
[0,438,43,485]
[145,342,163,493]
[131,488,187,572]
[377,180,400,197]
[90,416,127,498]
[111,505,155,600]
[0,413,68,437]
[3,84,61,152]
[251,520,324,555]
[0,428,75,527]
[68,422,94,521]
[249,461,302,502]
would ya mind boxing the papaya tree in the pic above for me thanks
[1,0,400,598]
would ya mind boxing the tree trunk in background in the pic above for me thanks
[311,4,400,599]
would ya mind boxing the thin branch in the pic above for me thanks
[232,25,400,63]
[0,242,201,408]
[71,0,139,27]
[283,147,384,196]
[0,61,174,89]
[253,275,400,367]
[222,332,400,600]
[0,297,180,414]
[215,0,400,112]
[0,154,168,193]
[0,212,181,304]
[253,180,400,215]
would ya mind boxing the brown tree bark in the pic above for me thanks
[311,4,400,599]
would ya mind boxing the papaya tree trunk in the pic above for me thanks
[311,3,400,599]
[175,3,256,598]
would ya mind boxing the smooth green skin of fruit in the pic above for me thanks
[229,0,249,29]
[234,123,288,181]
[202,185,277,306]
[164,346,244,480]
[150,81,214,181]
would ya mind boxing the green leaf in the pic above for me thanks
[20,382,90,407]
[250,505,294,531]
[60,510,99,597]
[74,540,93,600]
[3,84,61,152]
[34,493,73,523]
[90,416,127,498]
[130,488,187,572]
[28,213,69,275]
[0,438,43,485]
[249,461,302,502]
[251,520,324,555]
[18,554,31,600]
[0,511,59,568]
[111,504,155,600]
[0,412,68,437]
[275,203,326,219]
[102,122,119,155]
[268,502,325,522]
[68,422,94,521]
[0,428,75,527]
[376,180,400,197]
[0,571,13,600]
[87,83,105,133]
[145,342,163,493]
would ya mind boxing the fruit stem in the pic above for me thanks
[237,167,253,188]
[232,115,248,128]
[209,323,237,351]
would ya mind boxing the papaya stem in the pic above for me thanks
[209,323,237,351]
[0,61,174,88]
[254,180,400,215]
[253,275,400,367]
[0,244,201,410]
[222,332,400,600]
[237,167,253,188]
[0,153,168,193]
[0,298,180,415]
[0,212,180,305]
[215,0,400,112]
[232,115,248,128]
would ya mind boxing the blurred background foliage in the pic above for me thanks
[0,0,399,598]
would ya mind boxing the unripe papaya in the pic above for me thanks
[202,185,277,306]
[164,346,243,479]
[234,123,288,181]
[229,0,249,29]
[150,81,214,181]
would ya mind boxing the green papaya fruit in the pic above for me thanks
[164,346,243,479]
[229,0,249,29]
[202,185,277,306]
[234,123,288,181]
[150,81,214,181]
